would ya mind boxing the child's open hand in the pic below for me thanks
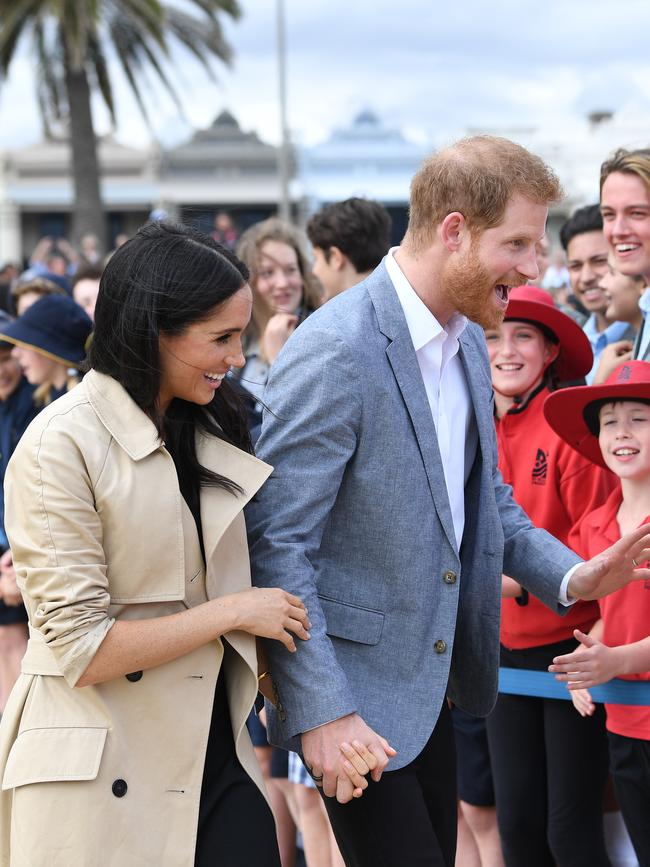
[549,628,623,689]
[570,687,596,717]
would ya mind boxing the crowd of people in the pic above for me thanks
[0,139,648,867]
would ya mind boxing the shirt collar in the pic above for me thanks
[639,286,650,317]
[583,314,631,344]
[385,248,467,351]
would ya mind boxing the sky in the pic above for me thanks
[2,0,650,152]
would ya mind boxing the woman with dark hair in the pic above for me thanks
[0,222,315,866]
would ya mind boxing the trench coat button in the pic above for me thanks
[442,570,457,585]
[112,779,128,798]
[125,670,143,682]
[434,639,447,654]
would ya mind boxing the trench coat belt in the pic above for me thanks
[21,638,63,676]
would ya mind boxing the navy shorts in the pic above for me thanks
[451,706,495,807]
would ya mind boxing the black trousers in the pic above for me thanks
[195,674,280,867]
[608,731,650,867]
[322,701,457,867]
[486,642,611,867]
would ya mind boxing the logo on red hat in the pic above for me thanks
[617,364,633,382]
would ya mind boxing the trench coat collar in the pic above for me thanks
[84,370,161,461]
[196,431,272,563]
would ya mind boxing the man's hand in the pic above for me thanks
[301,712,397,804]
[549,628,624,689]
[567,524,650,600]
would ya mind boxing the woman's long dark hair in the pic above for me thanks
[88,221,252,494]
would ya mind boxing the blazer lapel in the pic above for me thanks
[458,332,493,469]
[368,267,457,553]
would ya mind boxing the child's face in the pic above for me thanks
[598,400,650,481]
[485,320,558,400]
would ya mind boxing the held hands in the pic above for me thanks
[301,712,397,804]
[223,587,311,652]
[567,524,650,600]
[549,628,624,690]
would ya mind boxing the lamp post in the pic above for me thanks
[276,0,291,222]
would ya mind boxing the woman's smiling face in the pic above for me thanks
[157,285,252,411]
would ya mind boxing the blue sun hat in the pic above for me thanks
[0,295,92,367]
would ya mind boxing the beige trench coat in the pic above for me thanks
[0,370,272,866]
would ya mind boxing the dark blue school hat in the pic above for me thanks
[0,295,92,367]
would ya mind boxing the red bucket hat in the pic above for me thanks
[544,360,650,468]
[503,285,593,382]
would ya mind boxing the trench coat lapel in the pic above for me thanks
[195,433,272,573]
[368,271,457,554]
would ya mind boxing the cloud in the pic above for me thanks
[2,0,650,152]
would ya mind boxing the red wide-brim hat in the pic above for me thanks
[504,285,593,382]
[544,360,650,468]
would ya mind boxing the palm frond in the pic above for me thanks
[88,34,116,124]
[0,0,43,74]
[164,6,232,73]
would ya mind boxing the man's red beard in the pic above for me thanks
[441,245,510,330]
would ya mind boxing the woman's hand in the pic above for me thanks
[260,313,299,365]
[223,587,311,652]
[0,550,22,606]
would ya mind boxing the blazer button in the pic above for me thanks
[112,779,128,798]
[442,570,457,585]
[125,670,143,682]
[434,639,447,654]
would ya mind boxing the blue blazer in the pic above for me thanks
[247,263,580,769]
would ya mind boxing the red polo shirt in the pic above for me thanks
[496,386,615,649]
[576,487,650,740]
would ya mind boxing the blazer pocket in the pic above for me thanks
[318,595,385,646]
[2,726,107,790]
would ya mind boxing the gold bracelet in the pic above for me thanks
[258,670,270,683]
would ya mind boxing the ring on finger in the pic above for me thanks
[632,557,639,567]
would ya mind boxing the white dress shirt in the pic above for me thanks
[386,249,477,551]
[384,250,578,602]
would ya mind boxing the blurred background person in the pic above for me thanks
[212,211,239,250]
[0,313,40,712]
[541,247,569,292]
[560,205,635,382]
[0,263,20,314]
[306,197,392,300]
[235,217,321,411]
[0,294,92,407]
[72,264,103,320]
[10,275,67,316]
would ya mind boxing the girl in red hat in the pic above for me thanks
[484,285,615,867]
[546,360,650,866]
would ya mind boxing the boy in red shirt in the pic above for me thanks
[545,360,650,867]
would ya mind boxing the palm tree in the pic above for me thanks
[0,0,241,251]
